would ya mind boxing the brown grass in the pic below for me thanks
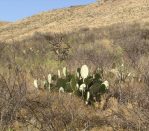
[0,2,149,130]
[0,0,148,42]
[0,68,148,131]
[0,22,10,27]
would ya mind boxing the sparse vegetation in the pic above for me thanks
[0,21,149,130]
[0,0,148,42]
[0,21,10,27]
[0,0,149,130]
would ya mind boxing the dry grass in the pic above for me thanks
[0,1,149,130]
[0,22,148,76]
[0,67,148,131]
[0,22,10,27]
[0,0,149,42]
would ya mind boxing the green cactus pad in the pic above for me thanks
[100,84,107,93]
[56,78,67,89]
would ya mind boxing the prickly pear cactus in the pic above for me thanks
[100,80,109,93]
[44,80,49,89]
[34,79,38,88]
[41,64,109,105]
[63,67,67,77]
[52,74,58,81]
[56,78,67,90]
[48,74,52,84]
[70,75,77,92]
[58,69,61,78]
[81,65,89,80]
[76,68,81,78]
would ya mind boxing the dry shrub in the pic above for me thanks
[0,69,27,131]
[0,22,149,130]
[0,65,93,130]
[137,55,149,86]
[0,67,149,131]
[103,80,149,130]
[23,93,92,131]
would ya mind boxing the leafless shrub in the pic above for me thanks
[0,68,27,130]
[44,33,71,62]
[0,42,5,58]
[0,65,149,131]
[0,22,149,130]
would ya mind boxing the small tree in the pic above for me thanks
[44,33,71,63]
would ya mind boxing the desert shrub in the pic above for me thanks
[1,22,149,74]
[0,65,108,131]
[0,22,149,130]
[0,73,89,130]
[0,62,149,131]
[0,67,27,130]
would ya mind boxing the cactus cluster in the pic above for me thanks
[33,65,109,104]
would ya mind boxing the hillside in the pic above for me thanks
[0,21,10,27]
[0,0,148,42]
[0,0,149,130]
